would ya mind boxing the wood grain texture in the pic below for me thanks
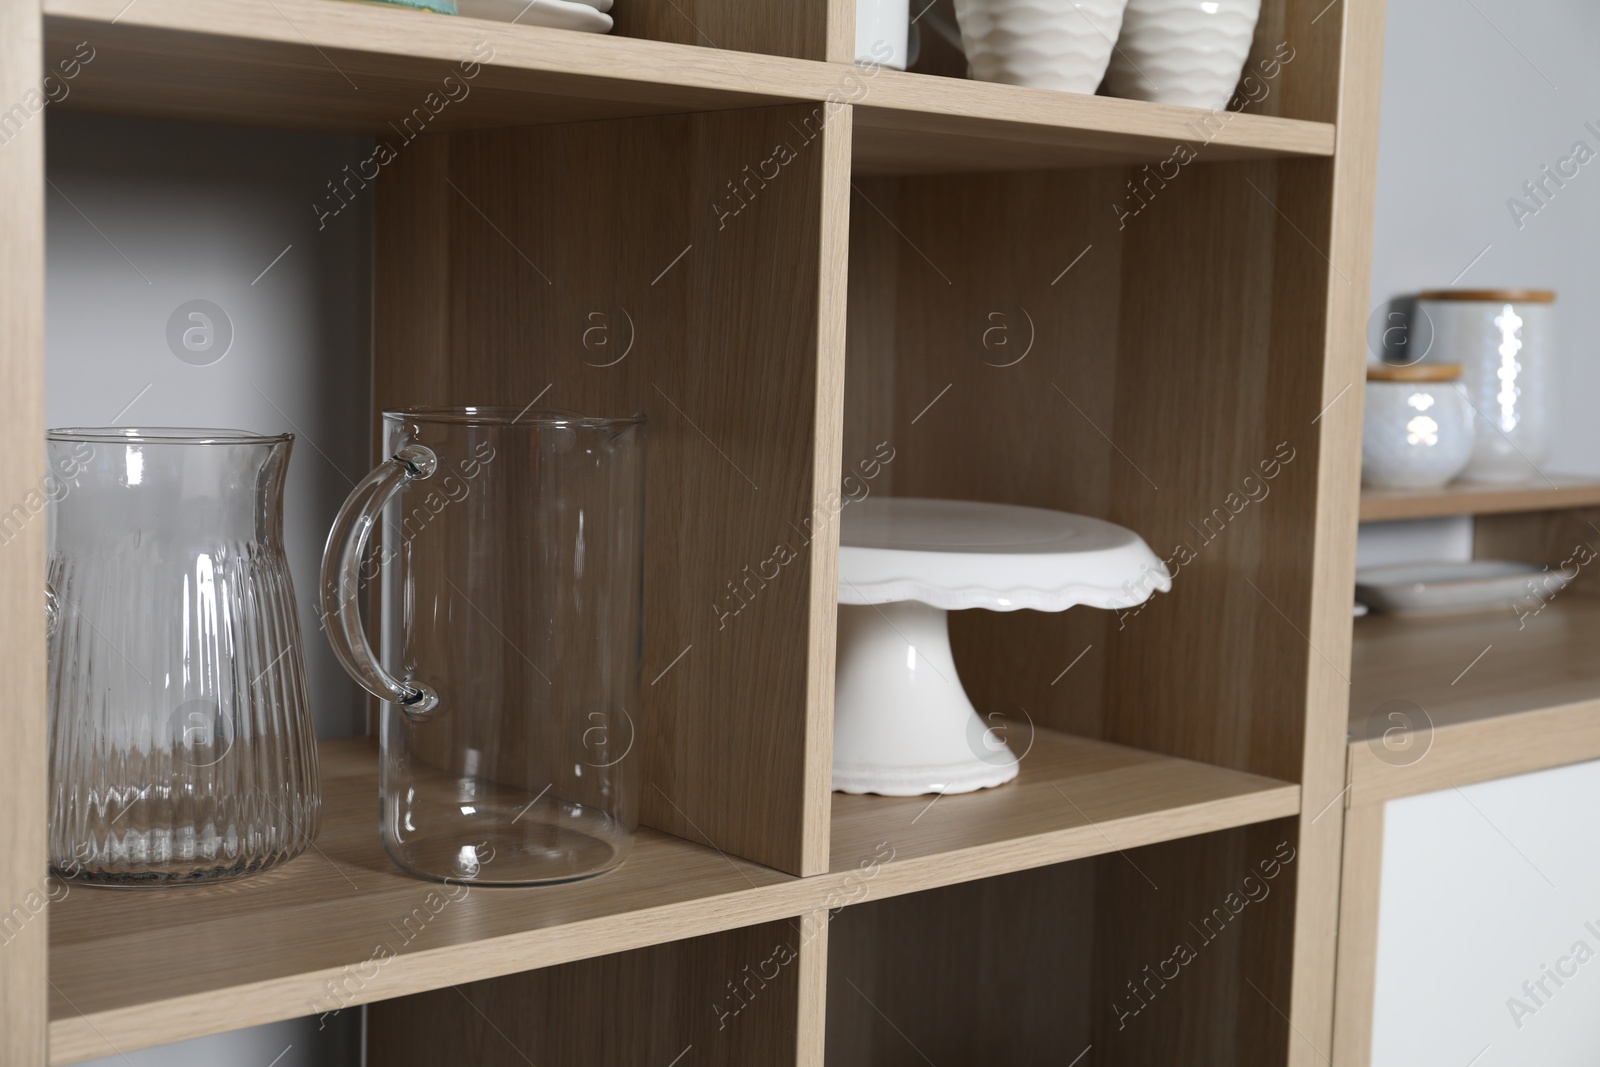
[43,0,1334,174]
[829,824,1305,1065]
[1330,801,1383,1067]
[374,106,839,877]
[1348,597,1600,806]
[369,918,808,1066]
[803,103,853,876]
[1360,476,1600,522]
[827,863,1096,1065]
[1091,821,1307,1064]
[611,0,828,60]
[0,1,49,1064]
[1472,505,1600,595]
[795,907,828,1067]
[823,0,854,64]
[46,731,1294,1062]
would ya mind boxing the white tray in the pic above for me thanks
[1355,560,1566,616]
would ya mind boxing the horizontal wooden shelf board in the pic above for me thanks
[852,73,1335,175]
[47,0,1333,175]
[45,0,816,133]
[48,731,1295,1062]
[1359,475,1600,522]
[1348,596,1600,805]
[830,727,1301,888]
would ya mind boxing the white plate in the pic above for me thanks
[455,0,612,31]
[1354,560,1566,616]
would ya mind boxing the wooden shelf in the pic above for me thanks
[48,732,1295,1064]
[1347,596,1600,806]
[1358,475,1600,522]
[46,0,1334,175]
[829,726,1298,879]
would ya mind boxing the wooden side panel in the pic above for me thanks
[1287,0,1386,1061]
[0,1,49,1063]
[368,918,809,1067]
[610,0,831,61]
[1331,801,1384,1067]
[375,103,844,876]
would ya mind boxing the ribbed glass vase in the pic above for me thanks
[47,428,320,886]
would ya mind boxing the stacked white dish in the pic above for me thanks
[455,0,613,31]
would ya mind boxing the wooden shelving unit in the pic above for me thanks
[3,0,1385,1063]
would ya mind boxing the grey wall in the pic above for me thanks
[1359,0,1600,568]
[48,111,371,1067]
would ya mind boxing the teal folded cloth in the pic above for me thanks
[364,0,457,12]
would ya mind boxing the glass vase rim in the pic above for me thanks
[47,426,294,446]
[383,405,647,429]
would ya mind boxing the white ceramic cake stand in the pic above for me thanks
[834,498,1172,796]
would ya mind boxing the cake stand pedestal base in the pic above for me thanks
[831,602,1019,796]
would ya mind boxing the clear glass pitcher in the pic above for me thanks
[47,428,320,885]
[321,408,647,885]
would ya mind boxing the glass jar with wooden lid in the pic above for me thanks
[1415,289,1554,482]
[1362,361,1475,490]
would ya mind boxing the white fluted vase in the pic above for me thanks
[952,0,1130,94]
[1103,0,1261,110]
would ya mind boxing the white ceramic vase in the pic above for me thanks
[1361,377,1475,490]
[951,0,1130,94]
[1103,0,1262,110]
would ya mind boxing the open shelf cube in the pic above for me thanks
[828,823,1305,1065]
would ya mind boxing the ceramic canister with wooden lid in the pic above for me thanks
[1415,289,1554,483]
[1362,362,1474,490]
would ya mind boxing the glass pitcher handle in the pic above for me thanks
[320,443,441,722]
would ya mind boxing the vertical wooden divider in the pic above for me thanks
[374,100,848,878]
[1330,801,1386,1067]
[0,2,48,1065]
